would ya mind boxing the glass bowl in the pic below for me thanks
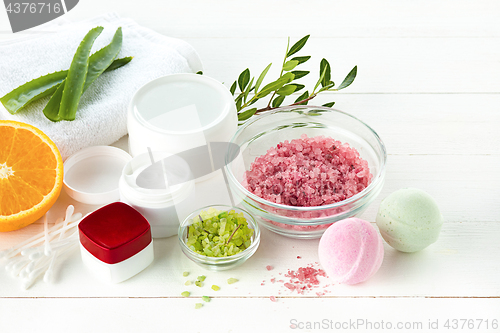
[224,106,387,239]
[178,205,260,271]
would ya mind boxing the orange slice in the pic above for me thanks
[0,120,63,232]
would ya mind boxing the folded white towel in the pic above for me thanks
[0,13,203,159]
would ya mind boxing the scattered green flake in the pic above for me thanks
[202,296,211,302]
[181,291,190,297]
[197,275,206,282]
[227,278,239,284]
[183,271,189,277]
[195,281,203,287]
[195,303,203,309]
[185,280,192,286]
[211,285,220,291]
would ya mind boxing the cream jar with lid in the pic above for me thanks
[127,73,237,164]
[119,151,195,238]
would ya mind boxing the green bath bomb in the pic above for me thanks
[376,188,443,252]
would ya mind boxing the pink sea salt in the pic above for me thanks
[245,134,371,207]
[282,264,328,295]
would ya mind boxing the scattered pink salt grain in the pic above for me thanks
[266,265,274,271]
[283,263,328,295]
[297,256,301,259]
[245,134,372,207]
[270,296,277,302]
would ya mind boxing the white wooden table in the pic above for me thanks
[1,1,499,332]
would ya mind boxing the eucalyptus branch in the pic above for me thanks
[229,35,357,123]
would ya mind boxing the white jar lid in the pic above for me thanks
[63,146,132,205]
[127,73,238,158]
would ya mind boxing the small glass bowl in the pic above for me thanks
[178,205,260,271]
[224,106,387,239]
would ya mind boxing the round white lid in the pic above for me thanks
[63,146,132,205]
[130,73,235,134]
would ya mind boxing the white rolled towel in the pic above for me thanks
[0,12,203,159]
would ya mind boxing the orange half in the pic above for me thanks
[0,120,63,232]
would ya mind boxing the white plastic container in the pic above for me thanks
[119,151,196,238]
[127,73,237,158]
[80,242,154,284]
[63,146,132,205]
[78,202,154,283]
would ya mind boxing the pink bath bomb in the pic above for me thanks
[318,218,384,285]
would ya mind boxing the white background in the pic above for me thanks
[0,1,499,332]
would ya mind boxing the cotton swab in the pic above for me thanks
[13,215,81,258]
[23,243,79,290]
[0,205,84,289]
[44,206,76,283]
[1,213,82,260]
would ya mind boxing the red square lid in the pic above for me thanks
[79,202,152,264]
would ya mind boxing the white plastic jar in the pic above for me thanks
[127,73,237,158]
[119,151,196,238]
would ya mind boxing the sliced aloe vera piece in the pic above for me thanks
[43,80,66,122]
[58,26,103,121]
[83,27,123,92]
[44,27,124,121]
[0,71,66,114]
[1,56,131,116]
[105,56,132,72]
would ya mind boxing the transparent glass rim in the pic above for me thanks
[225,105,387,213]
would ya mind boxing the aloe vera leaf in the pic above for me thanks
[104,56,132,72]
[82,27,123,92]
[44,28,124,122]
[1,56,132,116]
[0,71,66,114]
[58,26,103,121]
[43,80,65,122]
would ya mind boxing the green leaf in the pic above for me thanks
[276,84,296,96]
[281,72,295,83]
[254,63,272,93]
[257,72,295,98]
[196,71,203,75]
[238,68,250,92]
[272,95,285,108]
[314,65,328,92]
[230,81,237,95]
[291,56,311,65]
[236,96,243,111]
[318,81,335,92]
[238,107,257,121]
[243,77,254,103]
[290,84,305,92]
[322,102,335,107]
[287,35,310,57]
[335,66,357,90]
[320,58,331,87]
[283,60,299,71]
[291,70,309,80]
[294,90,309,105]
